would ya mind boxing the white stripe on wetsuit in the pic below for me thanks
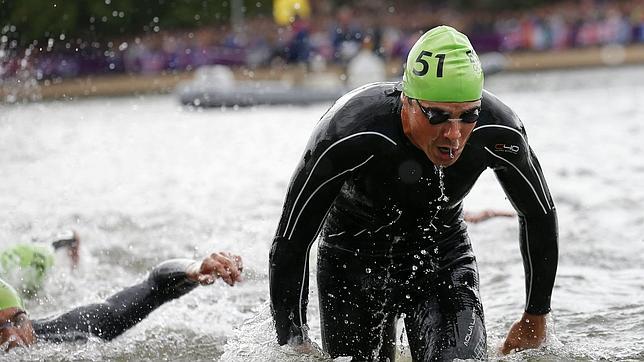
[524,219,534,311]
[293,155,378,329]
[282,132,397,239]
[298,208,331,329]
[288,155,375,239]
[483,147,548,214]
[474,124,552,210]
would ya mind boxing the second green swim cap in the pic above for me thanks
[403,25,484,102]
[0,244,54,296]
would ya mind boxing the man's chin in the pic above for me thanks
[436,159,457,167]
[427,151,459,167]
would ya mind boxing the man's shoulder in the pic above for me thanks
[312,82,403,146]
[473,89,527,140]
[321,82,400,123]
[338,81,400,104]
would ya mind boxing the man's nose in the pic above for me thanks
[443,120,462,140]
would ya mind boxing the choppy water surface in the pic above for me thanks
[1,65,643,361]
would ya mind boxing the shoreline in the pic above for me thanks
[2,44,644,103]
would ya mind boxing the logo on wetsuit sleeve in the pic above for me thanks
[494,144,520,154]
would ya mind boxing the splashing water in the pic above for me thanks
[220,302,329,362]
[0,28,42,103]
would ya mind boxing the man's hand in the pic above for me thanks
[187,251,243,286]
[464,209,515,223]
[500,312,547,355]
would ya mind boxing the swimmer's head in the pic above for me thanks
[400,26,483,167]
[0,278,35,352]
[403,25,484,102]
[0,244,54,297]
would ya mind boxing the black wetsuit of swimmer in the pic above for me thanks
[269,82,558,361]
[32,260,197,342]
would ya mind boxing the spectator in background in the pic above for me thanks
[330,6,363,63]
[5,0,644,82]
[286,15,311,64]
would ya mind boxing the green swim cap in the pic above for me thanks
[0,244,54,296]
[0,278,23,310]
[403,25,484,102]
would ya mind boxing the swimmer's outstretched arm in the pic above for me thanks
[31,252,242,342]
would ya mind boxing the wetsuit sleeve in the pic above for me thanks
[269,122,395,345]
[32,259,198,342]
[486,128,558,315]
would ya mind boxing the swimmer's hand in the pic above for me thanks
[464,209,515,223]
[500,312,547,354]
[186,251,243,286]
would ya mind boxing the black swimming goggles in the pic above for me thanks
[414,99,480,125]
[0,311,28,330]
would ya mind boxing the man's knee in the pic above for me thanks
[406,300,487,361]
[322,314,397,361]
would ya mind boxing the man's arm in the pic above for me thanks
[487,128,558,353]
[32,252,242,342]
[269,121,396,345]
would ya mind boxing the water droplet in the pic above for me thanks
[365,268,372,274]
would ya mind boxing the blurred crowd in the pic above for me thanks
[3,0,644,81]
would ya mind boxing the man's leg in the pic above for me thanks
[318,243,398,361]
[404,259,487,361]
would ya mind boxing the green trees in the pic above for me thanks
[1,0,271,46]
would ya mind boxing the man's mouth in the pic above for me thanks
[438,146,455,159]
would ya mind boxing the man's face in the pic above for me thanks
[401,95,481,167]
[0,307,35,352]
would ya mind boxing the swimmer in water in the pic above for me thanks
[0,251,242,352]
[268,25,558,360]
[1,230,80,298]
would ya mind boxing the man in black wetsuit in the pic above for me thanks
[0,251,242,352]
[269,25,558,360]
